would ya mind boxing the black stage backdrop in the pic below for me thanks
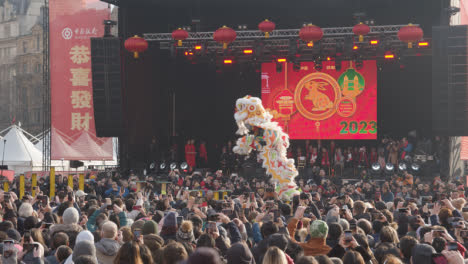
[116,0,443,169]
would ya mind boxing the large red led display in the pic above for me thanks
[261,60,377,139]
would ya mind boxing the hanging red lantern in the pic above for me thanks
[172,28,189,46]
[258,19,275,38]
[124,35,148,59]
[299,24,323,47]
[213,26,237,49]
[353,22,370,42]
[398,23,423,48]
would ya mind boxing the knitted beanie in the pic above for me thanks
[176,221,194,243]
[309,220,328,238]
[142,220,158,235]
[63,208,79,225]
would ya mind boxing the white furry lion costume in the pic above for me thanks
[233,95,298,199]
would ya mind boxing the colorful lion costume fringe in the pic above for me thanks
[233,95,299,199]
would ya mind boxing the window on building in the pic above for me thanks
[23,41,27,53]
[36,35,40,50]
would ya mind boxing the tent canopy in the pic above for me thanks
[0,125,43,168]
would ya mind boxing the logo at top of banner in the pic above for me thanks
[294,72,341,121]
[62,28,73,40]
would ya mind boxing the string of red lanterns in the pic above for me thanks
[124,21,424,58]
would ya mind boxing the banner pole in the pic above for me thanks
[50,167,55,198]
[32,173,37,197]
[19,174,25,199]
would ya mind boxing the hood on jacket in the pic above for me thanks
[95,238,120,256]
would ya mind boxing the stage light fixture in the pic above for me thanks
[384,51,395,59]
[326,56,332,61]
[418,41,429,47]
[385,163,394,172]
[314,58,323,71]
[243,49,253,54]
[411,163,420,171]
[353,45,359,50]
[159,162,167,170]
[307,42,314,47]
[277,58,287,63]
[224,59,233,64]
[237,24,248,30]
[370,40,379,45]
[170,162,177,170]
[398,163,407,171]
[371,163,381,172]
[149,162,156,170]
[180,162,188,170]
[194,45,202,50]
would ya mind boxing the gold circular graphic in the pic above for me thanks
[336,97,357,118]
[294,72,342,121]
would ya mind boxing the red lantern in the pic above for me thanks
[353,22,370,42]
[299,24,323,47]
[213,26,237,49]
[124,35,148,59]
[398,23,423,48]
[258,19,275,38]
[172,28,189,47]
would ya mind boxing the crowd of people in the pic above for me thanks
[0,157,467,264]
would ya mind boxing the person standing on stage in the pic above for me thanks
[185,139,197,169]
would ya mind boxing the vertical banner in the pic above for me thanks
[68,175,74,189]
[31,174,37,197]
[49,0,113,160]
[79,173,85,191]
[19,174,25,199]
[50,167,55,198]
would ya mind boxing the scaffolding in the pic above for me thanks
[42,0,51,170]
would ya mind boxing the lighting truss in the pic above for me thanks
[144,24,431,62]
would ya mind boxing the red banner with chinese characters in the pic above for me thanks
[261,60,377,140]
[50,0,113,160]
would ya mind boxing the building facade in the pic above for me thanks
[0,0,44,134]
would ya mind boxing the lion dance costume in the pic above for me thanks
[233,96,299,199]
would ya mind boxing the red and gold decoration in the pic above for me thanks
[124,35,149,58]
[213,26,237,49]
[172,28,189,47]
[353,22,370,42]
[397,23,423,48]
[258,19,276,38]
[299,24,323,47]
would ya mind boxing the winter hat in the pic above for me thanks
[187,247,222,264]
[226,242,255,264]
[143,234,164,250]
[131,220,145,232]
[142,220,159,235]
[72,240,97,262]
[163,212,177,228]
[176,221,194,243]
[6,229,21,242]
[63,207,79,225]
[309,220,328,238]
[76,230,95,244]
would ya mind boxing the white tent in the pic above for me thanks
[0,125,43,173]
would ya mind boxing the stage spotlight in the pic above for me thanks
[314,56,323,71]
[277,58,287,63]
[159,162,167,170]
[385,163,394,172]
[237,24,248,30]
[243,49,253,54]
[149,162,156,170]
[371,163,381,172]
[224,59,233,64]
[370,39,379,45]
[418,41,429,47]
[384,51,395,59]
[353,45,359,50]
[170,162,177,170]
[398,163,407,171]
[411,163,420,171]
[180,162,189,170]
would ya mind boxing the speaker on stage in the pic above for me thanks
[70,160,84,168]
[91,37,122,137]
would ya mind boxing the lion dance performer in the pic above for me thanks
[233,95,299,199]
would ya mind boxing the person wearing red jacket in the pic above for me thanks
[199,141,208,167]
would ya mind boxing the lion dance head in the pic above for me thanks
[234,95,273,135]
